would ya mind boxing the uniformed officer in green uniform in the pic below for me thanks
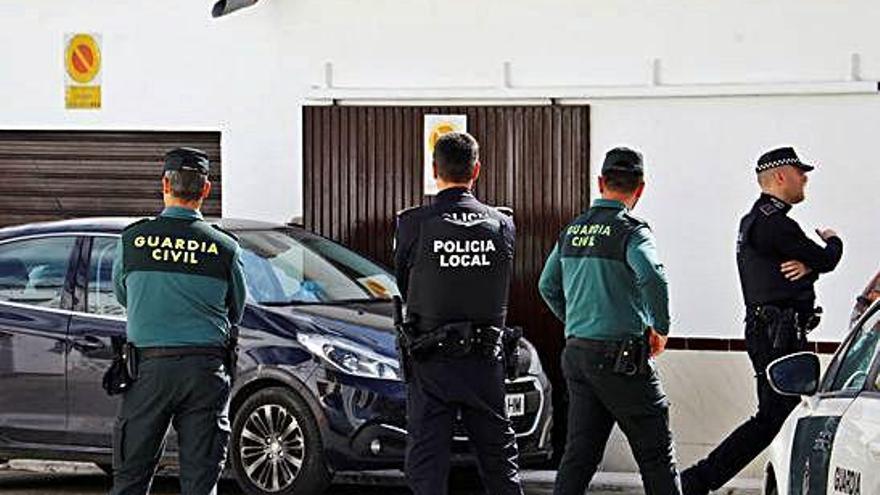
[539,147,681,495]
[111,147,246,495]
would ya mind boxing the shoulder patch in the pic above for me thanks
[759,203,779,216]
[210,223,239,241]
[122,217,152,231]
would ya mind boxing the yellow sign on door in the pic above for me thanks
[423,115,467,195]
[65,33,102,109]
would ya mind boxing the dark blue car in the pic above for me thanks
[0,217,552,494]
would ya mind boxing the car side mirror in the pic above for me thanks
[767,352,821,396]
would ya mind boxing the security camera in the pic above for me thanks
[212,0,259,18]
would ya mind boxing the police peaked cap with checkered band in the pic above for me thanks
[755,146,814,174]
[163,147,210,175]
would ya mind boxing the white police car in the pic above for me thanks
[763,299,880,495]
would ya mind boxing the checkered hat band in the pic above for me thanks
[756,157,799,172]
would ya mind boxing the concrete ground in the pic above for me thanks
[0,460,761,494]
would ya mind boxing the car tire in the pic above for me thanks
[230,387,331,495]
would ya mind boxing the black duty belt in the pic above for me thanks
[566,337,622,352]
[749,304,822,333]
[567,335,650,376]
[405,322,504,359]
[138,346,227,360]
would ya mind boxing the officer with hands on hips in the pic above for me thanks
[681,146,843,495]
[110,147,246,495]
[394,132,522,495]
[539,147,681,495]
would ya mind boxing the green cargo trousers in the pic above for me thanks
[111,354,231,495]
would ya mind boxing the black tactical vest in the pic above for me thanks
[405,201,513,332]
[122,216,237,281]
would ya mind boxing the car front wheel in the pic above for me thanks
[230,387,331,495]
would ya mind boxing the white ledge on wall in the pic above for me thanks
[307,80,880,106]
[308,58,879,105]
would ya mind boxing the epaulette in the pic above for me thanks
[759,204,777,216]
[122,217,152,231]
[211,223,239,241]
[759,196,788,217]
[494,206,514,218]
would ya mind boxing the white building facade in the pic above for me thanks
[3,0,879,478]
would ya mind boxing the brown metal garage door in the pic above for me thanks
[0,131,222,228]
[303,105,590,380]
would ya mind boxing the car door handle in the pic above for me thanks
[72,335,106,352]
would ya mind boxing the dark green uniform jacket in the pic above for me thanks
[112,207,247,347]
[538,199,670,341]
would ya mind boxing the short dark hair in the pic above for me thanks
[602,170,643,193]
[433,132,479,183]
[164,170,207,201]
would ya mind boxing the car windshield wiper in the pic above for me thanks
[259,298,392,307]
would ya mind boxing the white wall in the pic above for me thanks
[592,97,880,341]
[2,0,880,339]
[279,0,880,341]
[0,0,298,224]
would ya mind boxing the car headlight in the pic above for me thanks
[297,333,401,381]
[518,337,543,376]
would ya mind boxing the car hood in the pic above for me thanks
[249,300,399,358]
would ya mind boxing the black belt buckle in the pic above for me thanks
[441,322,474,358]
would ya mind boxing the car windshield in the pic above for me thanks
[237,228,399,305]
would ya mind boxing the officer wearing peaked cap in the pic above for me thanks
[394,132,522,495]
[110,147,247,495]
[682,146,843,495]
[540,147,681,495]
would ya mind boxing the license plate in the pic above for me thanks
[506,393,525,417]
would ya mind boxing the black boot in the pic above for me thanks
[680,467,710,495]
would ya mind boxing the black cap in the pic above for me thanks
[602,147,644,175]
[163,147,210,175]
[756,147,814,174]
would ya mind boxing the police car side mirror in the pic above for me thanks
[767,352,821,396]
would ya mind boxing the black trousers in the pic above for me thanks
[554,343,681,495]
[110,355,231,495]
[683,314,805,493]
[405,353,523,495]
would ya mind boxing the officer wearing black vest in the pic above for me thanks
[539,147,680,495]
[110,147,246,495]
[682,147,843,495]
[394,132,522,495]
